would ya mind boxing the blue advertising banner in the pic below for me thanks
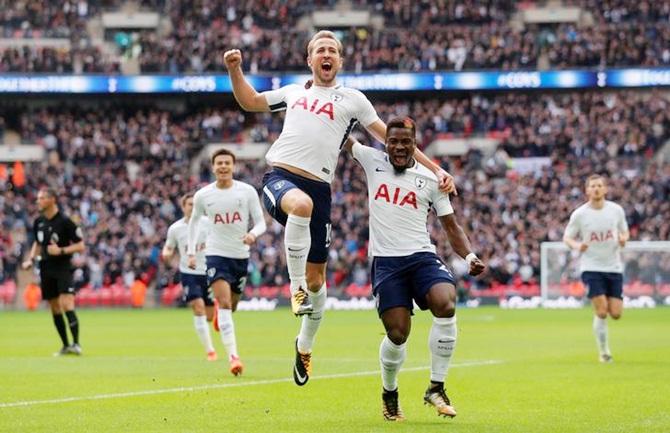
[0,68,667,94]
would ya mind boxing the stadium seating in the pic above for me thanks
[0,1,668,72]
[1,89,668,303]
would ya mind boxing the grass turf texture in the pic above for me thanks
[1,307,668,433]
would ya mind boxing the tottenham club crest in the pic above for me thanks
[330,93,343,102]
[415,177,427,189]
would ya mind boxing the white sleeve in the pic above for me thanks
[617,205,629,232]
[564,210,581,239]
[351,141,376,171]
[354,90,380,127]
[187,193,205,255]
[197,217,209,249]
[431,185,454,216]
[165,224,177,249]
[261,84,297,112]
[247,186,267,238]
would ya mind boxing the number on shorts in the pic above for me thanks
[237,276,248,292]
[325,223,332,248]
[437,260,452,277]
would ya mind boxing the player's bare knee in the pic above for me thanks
[49,299,61,314]
[595,311,608,319]
[387,329,408,345]
[306,273,324,292]
[288,196,313,217]
[610,312,622,320]
[430,295,456,318]
[438,303,456,318]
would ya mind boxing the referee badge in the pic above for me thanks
[37,231,44,242]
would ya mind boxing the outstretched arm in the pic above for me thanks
[439,213,485,276]
[224,49,270,112]
[365,119,457,195]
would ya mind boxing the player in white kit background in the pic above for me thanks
[223,30,457,386]
[162,193,217,361]
[187,148,266,376]
[563,174,629,363]
[345,118,485,421]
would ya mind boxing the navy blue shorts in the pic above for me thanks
[262,167,332,263]
[180,273,214,306]
[206,256,248,294]
[371,252,456,315]
[582,271,623,299]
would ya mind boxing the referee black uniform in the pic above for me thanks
[34,212,82,299]
[33,210,83,353]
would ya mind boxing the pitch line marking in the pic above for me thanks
[0,359,502,408]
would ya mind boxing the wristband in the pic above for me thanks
[465,253,478,265]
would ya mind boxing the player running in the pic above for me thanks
[223,30,456,386]
[162,192,217,361]
[563,174,629,363]
[187,148,266,376]
[345,118,485,421]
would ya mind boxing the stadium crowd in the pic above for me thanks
[1,89,668,300]
[1,1,670,73]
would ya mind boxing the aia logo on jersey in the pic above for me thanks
[374,184,417,209]
[589,230,615,242]
[214,212,242,224]
[291,97,334,120]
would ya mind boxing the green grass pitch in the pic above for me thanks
[1,307,669,433]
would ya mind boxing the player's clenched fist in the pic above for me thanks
[224,49,242,70]
[468,257,486,276]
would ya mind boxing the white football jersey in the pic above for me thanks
[188,180,266,259]
[564,200,629,273]
[165,217,208,275]
[263,83,379,183]
[352,143,454,257]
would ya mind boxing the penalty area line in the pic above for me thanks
[0,359,503,408]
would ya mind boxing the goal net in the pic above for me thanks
[540,241,670,304]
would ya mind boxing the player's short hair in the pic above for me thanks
[210,148,236,165]
[585,174,606,187]
[180,192,194,207]
[386,117,416,138]
[38,187,58,201]
[307,30,343,56]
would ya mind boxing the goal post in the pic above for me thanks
[540,241,670,303]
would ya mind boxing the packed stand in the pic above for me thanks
[0,0,119,73]
[2,89,669,303]
[1,1,670,73]
[134,0,670,73]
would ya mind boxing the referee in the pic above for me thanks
[22,187,85,356]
